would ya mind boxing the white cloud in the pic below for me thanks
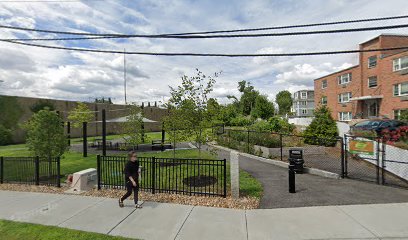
[0,0,407,104]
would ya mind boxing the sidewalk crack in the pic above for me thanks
[173,206,195,240]
[336,206,379,239]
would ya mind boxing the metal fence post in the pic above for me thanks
[379,137,385,185]
[35,156,40,186]
[223,158,227,198]
[97,155,101,190]
[152,157,156,194]
[247,129,250,153]
[343,134,348,177]
[376,137,380,185]
[280,134,283,161]
[102,109,106,156]
[83,122,88,158]
[340,137,345,178]
[0,157,3,184]
[57,157,61,188]
[67,121,71,146]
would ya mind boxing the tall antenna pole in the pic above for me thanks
[124,48,127,105]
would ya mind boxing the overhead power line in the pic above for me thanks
[2,39,408,57]
[2,23,408,41]
[0,14,408,37]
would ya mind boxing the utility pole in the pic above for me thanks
[124,48,127,105]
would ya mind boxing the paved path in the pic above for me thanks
[205,145,408,209]
[1,190,408,240]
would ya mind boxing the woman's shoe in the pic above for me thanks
[135,204,143,209]
[118,199,124,208]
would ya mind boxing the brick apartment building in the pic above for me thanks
[314,34,408,122]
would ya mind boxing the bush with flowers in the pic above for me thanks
[381,126,408,150]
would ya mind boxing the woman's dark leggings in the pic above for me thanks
[120,181,139,204]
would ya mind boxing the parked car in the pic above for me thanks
[350,119,408,136]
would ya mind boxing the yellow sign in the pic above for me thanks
[349,140,374,155]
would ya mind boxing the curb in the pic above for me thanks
[209,144,341,180]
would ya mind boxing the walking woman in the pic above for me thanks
[119,151,142,208]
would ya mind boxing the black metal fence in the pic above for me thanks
[97,155,227,197]
[0,156,60,187]
[344,135,408,189]
[216,128,343,175]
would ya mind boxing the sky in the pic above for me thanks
[0,0,408,105]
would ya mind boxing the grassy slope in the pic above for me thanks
[0,220,135,240]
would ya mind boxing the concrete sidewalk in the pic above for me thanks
[1,190,408,240]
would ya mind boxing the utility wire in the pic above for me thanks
[2,39,408,57]
[1,14,408,37]
[2,23,408,40]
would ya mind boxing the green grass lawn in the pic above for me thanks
[70,132,166,144]
[0,220,135,240]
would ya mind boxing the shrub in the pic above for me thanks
[230,116,253,127]
[303,106,338,146]
[382,126,408,149]
[250,117,295,134]
[0,124,12,145]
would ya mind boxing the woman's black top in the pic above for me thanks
[124,160,139,182]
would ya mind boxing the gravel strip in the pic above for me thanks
[0,184,259,210]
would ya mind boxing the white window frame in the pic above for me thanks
[339,112,352,121]
[321,96,327,105]
[393,56,408,71]
[368,76,378,88]
[368,56,377,68]
[393,82,408,96]
[322,80,327,89]
[301,109,308,115]
[301,92,307,99]
[338,73,351,85]
[294,92,298,99]
[338,92,352,103]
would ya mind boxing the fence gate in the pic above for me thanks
[343,135,408,189]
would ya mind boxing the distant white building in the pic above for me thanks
[291,90,315,117]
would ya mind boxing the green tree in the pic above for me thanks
[303,106,339,146]
[30,99,56,113]
[121,104,145,150]
[0,124,12,145]
[238,80,259,116]
[67,102,94,128]
[163,106,190,158]
[168,69,219,155]
[23,109,68,158]
[219,104,238,125]
[251,95,275,120]
[275,90,293,115]
[0,96,23,130]
[400,110,408,122]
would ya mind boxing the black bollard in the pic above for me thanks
[289,164,296,193]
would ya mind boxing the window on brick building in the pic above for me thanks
[338,92,352,103]
[338,73,351,84]
[393,56,408,71]
[339,112,352,121]
[322,80,327,89]
[368,76,378,88]
[321,96,327,105]
[393,82,408,96]
[368,56,377,68]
